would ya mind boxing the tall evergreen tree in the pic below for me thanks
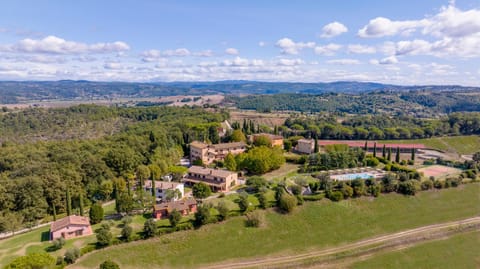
[274,125,278,135]
[208,125,219,144]
[364,141,368,151]
[411,148,416,161]
[395,146,401,163]
[387,147,392,161]
[79,194,84,216]
[52,203,57,221]
[382,144,386,158]
[66,187,72,216]
[314,136,319,153]
[373,142,377,157]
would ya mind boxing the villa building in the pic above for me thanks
[190,141,246,165]
[296,138,315,154]
[182,165,238,192]
[50,215,92,240]
[153,198,197,219]
[143,180,184,202]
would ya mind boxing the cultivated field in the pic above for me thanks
[382,135,480,155]
[229,110,290,127]
[72,183,480,269]
[351,230,480,269]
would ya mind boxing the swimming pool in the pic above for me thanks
[330,172,375,181]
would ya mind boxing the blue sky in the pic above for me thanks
[0,0,479,85]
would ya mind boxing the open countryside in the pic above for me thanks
[2,1,480,269]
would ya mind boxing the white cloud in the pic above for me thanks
[395,39,432,55]
[379,55,398,64]
[225,48,239,55]
[104,62,123,70]
[275,38,315,55]
[358,17,427,38]
[327,59,360,65]
[1,35,130,54]
[347,44,376,54]
[194,50,214,57]
[314,43,342,56]
[222,56,249,66]
[321,22,348,38]
[276,58,305,66]
[162,48,190,57]
[258,41,266,47]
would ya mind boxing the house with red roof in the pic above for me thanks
[50,215,92,240]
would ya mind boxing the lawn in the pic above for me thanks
[73,183,480,269]
[351,230,480,269]
[0,213,150,267]
[381,135,480,155]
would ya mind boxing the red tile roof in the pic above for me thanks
[51,215,90,232]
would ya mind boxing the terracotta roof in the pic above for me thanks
[188,165,236,178]
[51,215,90,232]
[210,141,246,150]
[153,198,197,212]
[318,140,426,149]
[190,141,208,149]
[143,180,182,189]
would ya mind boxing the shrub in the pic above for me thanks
[434,180,444,189]
[237,192,250,213]
[257,192,268,209]
[278,194,297,213]
[290,184,302,196]
[302,193,324,201]
[169,209,182,228]
[96,226,112,247]
[89,203,104,224]
[327,191,344,202]
[397,180,416,196]
[5,253,56,269]
[245,211,265,228]
[64,247,80,264]
[121,224,133,241]
[99,260,120,269]
[143,219,157,238]
[216,201,230,221]
[421,180,433,190]
[121,216,132,226]
[80,244,96,255]
[194,205,211,227]
[52,237,66,250]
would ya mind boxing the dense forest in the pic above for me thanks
[226,90,480,116]
[0,105,228,229]
[280,112,480,140]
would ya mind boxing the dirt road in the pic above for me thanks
[201,216,480,269]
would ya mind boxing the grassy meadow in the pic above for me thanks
[351,230,480,269]
[72,183,480,269]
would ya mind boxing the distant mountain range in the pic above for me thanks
[0,80,478,104]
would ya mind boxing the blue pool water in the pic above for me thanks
[331,172,374,181]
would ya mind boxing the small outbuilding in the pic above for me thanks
[50,215,93,240]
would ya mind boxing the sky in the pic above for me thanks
[0,0,480,85]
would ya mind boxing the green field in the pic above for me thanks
[73,183,480,269]
[382,135,480,155]
[351,230,480,269]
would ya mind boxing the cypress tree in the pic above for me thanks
[411,148,415,161]
[274,125,278,135]
[314,136,319,153]
[79,194,84,216]
[52,203,57,221]
[364,141,368,152]
[151,178,156,198]
[382,144,386,158]
[395,146,400,163]
[66,187,72,216]
[373,142,377,157]
[387,147,392,161]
